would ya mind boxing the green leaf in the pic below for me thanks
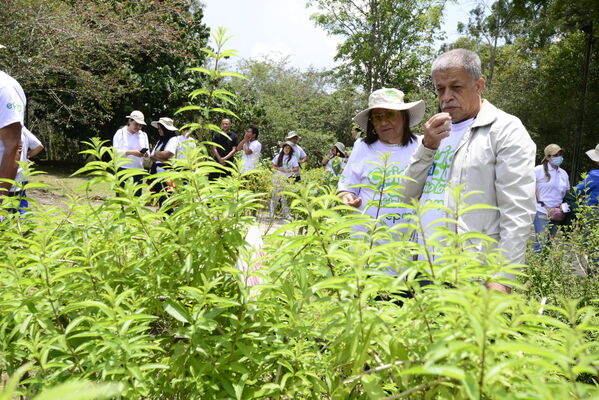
[164,300,191,324]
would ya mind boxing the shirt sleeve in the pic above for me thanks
[23,127,42,150]
[113,128,126,155]
[0,85,25,129]
[164,136,179,155]
[337,140,363,195]
[250,141,261,154]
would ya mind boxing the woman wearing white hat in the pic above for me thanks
[149,117,180,213]
[338,88,425,233]
[112,110,150,196]
[533,144,570,253]
[322,141,348,176]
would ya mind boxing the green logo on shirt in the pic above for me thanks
[6,101,23,113]
[423,145,454,195]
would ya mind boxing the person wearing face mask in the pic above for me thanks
[533,144,570,253]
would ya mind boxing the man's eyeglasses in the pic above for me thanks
[370,109,398,124]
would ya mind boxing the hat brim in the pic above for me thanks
[126,115,146,125]
[151,121,178,131]
[353,99,425,131]
[586,149,599,162]
[286,135,301,140]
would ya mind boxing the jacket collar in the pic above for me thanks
[471,99,497,128]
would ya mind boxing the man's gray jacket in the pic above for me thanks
[403,99,536,274]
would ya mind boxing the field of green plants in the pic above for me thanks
[0,137,598,399]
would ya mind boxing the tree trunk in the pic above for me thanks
[570,22,593,182]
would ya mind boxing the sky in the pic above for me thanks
[202,0,479,70]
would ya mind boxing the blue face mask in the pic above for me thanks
[550,156,564,167]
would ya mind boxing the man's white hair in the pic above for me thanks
[431,49,482,82]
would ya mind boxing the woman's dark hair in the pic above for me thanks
[276,145,294,167]
[247,126,259,139]
[363,109,415,146]
[156,124,177,152]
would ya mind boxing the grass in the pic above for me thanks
[27,165,113,206]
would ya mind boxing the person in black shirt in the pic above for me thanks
[209,118,238,181]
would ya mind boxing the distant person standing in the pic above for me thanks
[321,142,347,176]
[149,117,179,213]
[285,131,307,181]
[112,110,150,197]
[210,118,238,180]
[270,141,299,218]
[533,144,570,253]
[236,126,261,173]
[0,63,26,198]
[9,127,43,214]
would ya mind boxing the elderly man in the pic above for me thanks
[0,66,26,197]
[403,49,536,294]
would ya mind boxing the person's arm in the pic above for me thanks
[399,114,449,202]
[153,137,177,162]
[491,119,537,291]
[27,144,43,158]
[337,146,362,208]
[322,151,334,166]
[0,122,21,194]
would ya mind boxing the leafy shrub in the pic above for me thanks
[1,149,598,399]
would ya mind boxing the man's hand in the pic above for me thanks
[423,113,452,150]
[486,282,511,294]
[340,192,362,208]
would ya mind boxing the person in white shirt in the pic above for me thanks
[0,69,26,197]
[112,110,150,197]
[285,131,307,181]
[321,142,348,176]
[9,127,43,214]
[149,117,180,213]
[270,141,299,218]
[338,88,425,237]
[533,144,570,252]
[236,126,262,173]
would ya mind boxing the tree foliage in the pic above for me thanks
[448,0,599,182]
[0,0,209,162]
[227,57,363,167]
[308,0,446,93]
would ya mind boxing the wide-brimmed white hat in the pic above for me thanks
[126,110,146,125]
[333,142,347,157]
[353,88,425,130]
[586,144,599,162]
[151,117,178,131]
[0,44,5,49]
[285,131,301,140]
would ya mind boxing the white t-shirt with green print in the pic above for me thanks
[338,136,420,231]
[419,117,474,240]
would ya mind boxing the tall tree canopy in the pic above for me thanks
[451,0,599,181]
[0,0,209,161]
[308,0,446,93]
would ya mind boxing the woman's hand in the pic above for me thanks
[340,192,362,208]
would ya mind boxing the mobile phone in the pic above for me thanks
[140,148,148,154]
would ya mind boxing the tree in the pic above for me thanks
[308,0,445,93]
[0,0,210,162]
[457,0,522,87]
[227,57,363,167]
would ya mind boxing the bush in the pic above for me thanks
[1,142,598,399]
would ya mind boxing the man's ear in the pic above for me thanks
[476,78,485,94]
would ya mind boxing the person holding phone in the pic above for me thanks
[112,110,150,197]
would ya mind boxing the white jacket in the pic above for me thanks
[403,100,536,274]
